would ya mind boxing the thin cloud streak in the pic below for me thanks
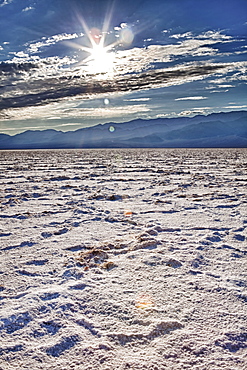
[175,96,207,101]
[0,102,150,122]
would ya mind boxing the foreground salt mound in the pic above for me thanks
[0,148,246,369]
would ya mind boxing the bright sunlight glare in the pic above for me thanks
[69,17,118,76]
[68,7,135,77]
[87,42,115,75]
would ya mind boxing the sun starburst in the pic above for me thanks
[67,7,119,76]
[67,6,135,77]
[85,39,116,75]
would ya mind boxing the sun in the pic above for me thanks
[69,16,117,76]
[68,6,135,77]
[87,42,115,75]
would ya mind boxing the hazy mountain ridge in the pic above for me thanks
[0,111,246,149]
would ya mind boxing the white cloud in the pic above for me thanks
[62,105,151,119]
[2,101,151,122]
[28,33,83,54]
[0,125,48,131]
[197,30,232,40]
[206,61,247,85]
[0,0,12,7]
[214,84,233,88]
[208,89,229,93]
[112,39,217,75]
[179,108,210,116]
[14,51,29,58]
[223,105,247,109]
[175,96,207,101]
[123,98,151,102]
[170,32,193,39]
[22,6,34,12]
[59,123,82,127]
[170,30,232,41]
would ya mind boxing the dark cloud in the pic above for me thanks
[0,63,227,110]
[0,61,37,74]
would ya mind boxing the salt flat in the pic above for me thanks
[0,148,246,370]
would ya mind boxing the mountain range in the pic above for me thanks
[0,111,246,149]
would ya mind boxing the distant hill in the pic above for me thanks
[0,111,246,149]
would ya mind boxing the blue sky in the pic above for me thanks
[0,0,246,135]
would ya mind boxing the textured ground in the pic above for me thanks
[0,148,246,369]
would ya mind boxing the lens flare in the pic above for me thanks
[135,293,155,309]
[90,28,102,44]
[109,125,115,132]
[120,28,134,46]
[124,210,132,217]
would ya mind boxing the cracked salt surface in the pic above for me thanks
[0,148,246,369]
